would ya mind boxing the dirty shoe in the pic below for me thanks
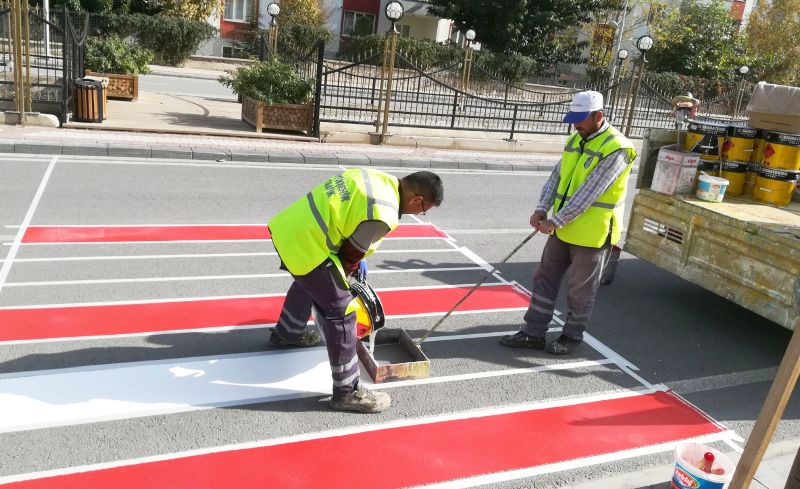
[330,386,391,413]
[546,334,583,355]
[268,329,321,348]
[500,331,546,349]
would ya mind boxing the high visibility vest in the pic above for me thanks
[269,168,400,279]
[553,125,636,248]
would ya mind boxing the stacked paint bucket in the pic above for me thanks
[755,131,800,206]
[684,120,800,206]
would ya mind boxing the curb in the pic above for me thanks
[3,140,573,172]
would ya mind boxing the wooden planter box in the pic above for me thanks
[241,95,313,134]
[85,70,138,101]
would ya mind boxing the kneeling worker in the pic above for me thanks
[268,169,444,413]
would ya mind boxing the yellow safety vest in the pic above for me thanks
[269,168,400,279]
[553,125,636,248]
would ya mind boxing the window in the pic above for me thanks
[224,0,251,22]
[398,24,410,38]
[223,45,246,58]
[343,11,375,37]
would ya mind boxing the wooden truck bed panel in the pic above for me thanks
[625,189,800,330]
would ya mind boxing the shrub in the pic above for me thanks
[218,57,314,105]
[89,13,216,66]
[84,35,153,74]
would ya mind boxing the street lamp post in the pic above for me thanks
[376,0,404,143]
[606,0,629,96]
[461,29,476,92]
[266,2,280,55]
[609,48,629,119]
[623,35,654,137]
[733,64,750,117]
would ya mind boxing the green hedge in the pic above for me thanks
[84,35,153,74]
[90,13,216,66]
[218,57,314,105]
[340,35,541,83]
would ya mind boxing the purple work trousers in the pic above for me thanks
[522,234,610,341]
[275,260,359,399]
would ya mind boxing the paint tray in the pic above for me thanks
[357,328,430,383]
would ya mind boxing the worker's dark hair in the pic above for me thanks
[403,171,444,206]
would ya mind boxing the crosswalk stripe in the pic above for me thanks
[20,223,449,243]
[0,284,529,342]
[0,391,728,488]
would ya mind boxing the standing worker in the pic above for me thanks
[501,90,636,355]
[268,169,444,413]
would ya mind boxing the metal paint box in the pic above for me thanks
[357,328,430,383]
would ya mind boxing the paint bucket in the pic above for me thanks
[751,131,765,164]
[671,443,735,489]
[719,161,748,196]
[694,161,721,192]
[753,166,800,207]
[743,164,761,196]
[696,174,729,202]
[762,131,800,171]
[684,120,728,161]
[722,125,758,161]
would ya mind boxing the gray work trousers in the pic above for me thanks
[275,260,359,399]
[522,234,610,341]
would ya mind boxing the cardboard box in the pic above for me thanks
[747,82,800,134]
[650,145,700,196]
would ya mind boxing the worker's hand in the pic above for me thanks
[538,219,557,235]
[530,210,547,230]
[353,260,368,283]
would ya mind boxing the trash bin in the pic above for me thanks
[72,78,107,123]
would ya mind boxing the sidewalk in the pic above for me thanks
[0,123,563,171]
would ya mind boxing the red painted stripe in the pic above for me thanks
[20,224,447,243]
[1,391,724,489]
[0,285,528,342]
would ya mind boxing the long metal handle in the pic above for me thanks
[416,230,538,346]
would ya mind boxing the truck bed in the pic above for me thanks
[624,188,800,330]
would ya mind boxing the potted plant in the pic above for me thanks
[84,36,154,101]
[218,57,314,134]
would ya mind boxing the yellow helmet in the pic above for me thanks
[349,281,385,339]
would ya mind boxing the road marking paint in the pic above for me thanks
[0,284,530,342]
[18,223,449,243]
[0,156,58,294]
[446,228,535,234]
[0,391,730,488]
[666,367,778,395]
[3,266,485,288]
[0,248,458,263]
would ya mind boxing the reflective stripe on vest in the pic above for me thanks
[269,169,400,277]
[554,125,636,248]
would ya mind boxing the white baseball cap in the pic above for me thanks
[563,91,604,123]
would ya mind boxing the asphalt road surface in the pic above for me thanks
[0,153,796,488]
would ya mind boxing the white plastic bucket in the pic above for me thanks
[696,174,729,202]
[671,443,735,489]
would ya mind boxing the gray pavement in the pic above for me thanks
[0,153,797,488]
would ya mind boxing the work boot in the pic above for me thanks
[500,331,546,349]
[330,385,391,414]
[546,334,583,355]
[268,329,321,348]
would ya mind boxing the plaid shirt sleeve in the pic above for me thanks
[550,149,632,228]
[536,161,561,213]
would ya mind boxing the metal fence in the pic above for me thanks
[312,45,751,139]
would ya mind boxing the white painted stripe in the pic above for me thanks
[666,367,778,395]
[0,351,628,434]
[364,359,617,389]
[0,282,511,310]
[2,266,484,288]
[723,438,745,452]
[20,222,440,228]
[5,236,446,246]
[0,156,58,294]
[413,432,740,489]
[0,248,459,264]
[447,228,535,235]
[0,388,658,485]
